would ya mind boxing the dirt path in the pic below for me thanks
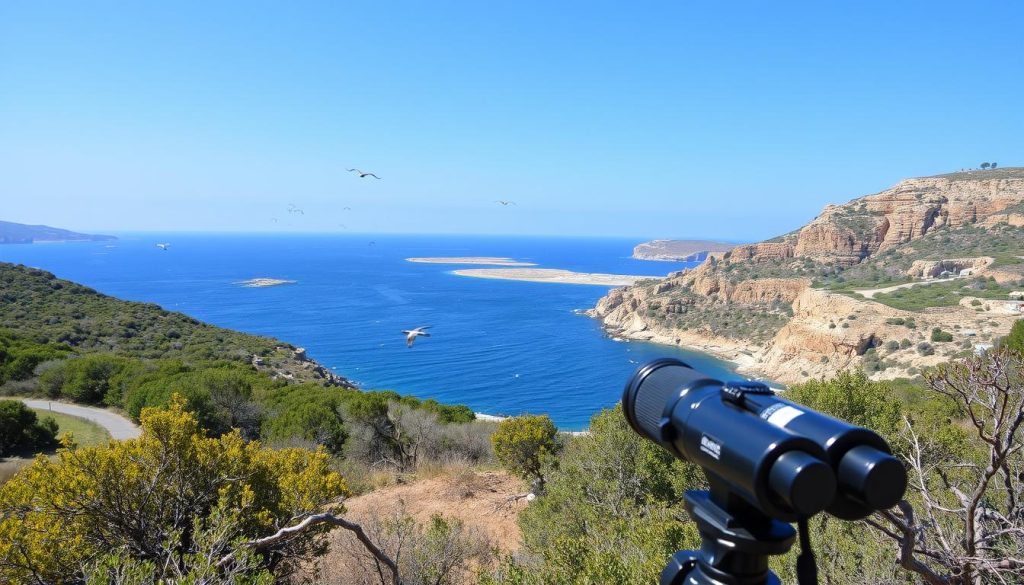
[16,399,141,440]
[854,276,959,299]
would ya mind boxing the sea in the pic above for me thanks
[0,234,743,429]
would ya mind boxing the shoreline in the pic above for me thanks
[453,268,663,286]
[407,257,537,266]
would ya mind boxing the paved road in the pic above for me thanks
[18,399,141,440]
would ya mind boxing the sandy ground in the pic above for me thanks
[17,399,141,440]
[308,469,528,582]
[406,257,537,266]
[454,268,662,286]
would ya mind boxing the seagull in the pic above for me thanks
[287,204,304,215]
[496,200,516,206]
[402,326,431,348]
[156,243,170,251]
[347,168,381,179]
[342,206,352,211]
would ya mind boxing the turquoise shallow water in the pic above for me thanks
[0,234,744,429]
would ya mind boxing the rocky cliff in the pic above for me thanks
[593,169,1024,384]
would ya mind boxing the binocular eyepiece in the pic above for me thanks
[622,358,906,522]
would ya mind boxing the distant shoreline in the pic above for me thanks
[453,268,662,286]
[407,257,537,266]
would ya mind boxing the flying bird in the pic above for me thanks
[287,204,304,215]
[347,168,381,179]
[402,326,432,348]
[343,206,352,211]
[156,243,170,251]
[496,200,516,206]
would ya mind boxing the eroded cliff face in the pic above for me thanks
[737,174,1024,266]
[592,170,1024,384]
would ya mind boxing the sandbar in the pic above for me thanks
[406,257,537,266]
[453,268,662,286]
[238,278,297,288]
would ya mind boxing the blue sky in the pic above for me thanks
[1,1,1021,240]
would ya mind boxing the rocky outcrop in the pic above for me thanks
[736,174,1024,265]
[905,257,994,279]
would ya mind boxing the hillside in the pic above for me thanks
[591,168,1024,384]
[0,262,348,386]
[0,220,116,244]
[632,239,737,261]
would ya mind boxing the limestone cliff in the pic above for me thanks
[633,239,737,262]
[593,168,1024,384]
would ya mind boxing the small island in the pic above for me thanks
[237,278,297,288]
[453,268,662,286]
[407,257,537,266]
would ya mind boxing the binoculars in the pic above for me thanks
[622,359,907,585]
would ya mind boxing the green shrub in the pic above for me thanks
[931,328,954,343]
[491,415,558,488]
[917,342,935,356]
[885,340,900,352]
[0,400,58,456]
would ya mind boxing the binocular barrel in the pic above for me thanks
[623,359,906,521]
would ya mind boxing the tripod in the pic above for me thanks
[660,490,798,585]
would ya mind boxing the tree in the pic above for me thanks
[991,162,998,169]
[1001,318,1024,354]
[865,349,1023,584]
[981,162,991,170]
[0,395,351,583]
[491,415,558,490]
[0,400,58,456]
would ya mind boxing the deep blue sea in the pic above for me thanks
[0,234,742,429]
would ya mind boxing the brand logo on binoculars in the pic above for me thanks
[700,434,722,460]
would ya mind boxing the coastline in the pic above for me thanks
[453,268,662,287]
[585,308,763,377]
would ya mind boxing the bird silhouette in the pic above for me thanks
[496,200,516,206]
[402,326,432,348]
[347,168,381,179]
[342,206,352,211]
[287,204,304,215]
[156,243,170,251]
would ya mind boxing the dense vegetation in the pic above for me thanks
[0,398,348,583]
[0,263,286,361]
[0,400,58,456]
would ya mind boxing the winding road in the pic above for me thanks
[17,399,141,440]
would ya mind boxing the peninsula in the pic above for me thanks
[454,268,662,286]
[632,239,737,262]
[407,257,537,266]
[0,220,116,244]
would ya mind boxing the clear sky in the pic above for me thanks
[1,1,1022,240]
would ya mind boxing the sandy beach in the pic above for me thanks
[238,278,297,288]
[453,268,662,286]
[407,257,537,266]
